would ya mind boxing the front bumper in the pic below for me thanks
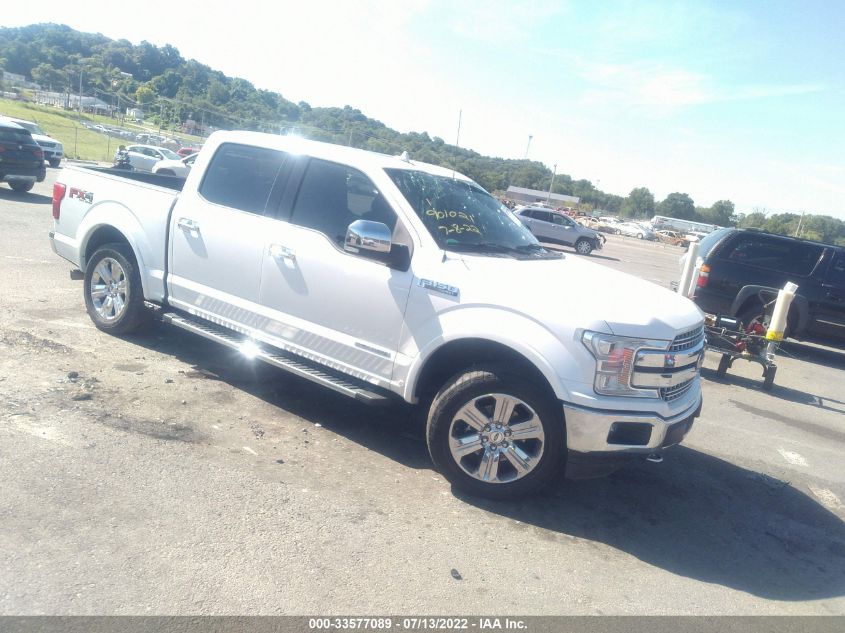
[562,394,702,478]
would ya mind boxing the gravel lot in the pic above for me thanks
[1,169,844,615]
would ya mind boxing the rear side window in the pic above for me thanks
[0,128,33,143]
[290,158,397,245]
[533,210,552,223]
[719,234,824,276]
[697,227,732,258]
[199,143,287,214]
[827,252,845,285]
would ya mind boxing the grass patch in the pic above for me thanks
[0,98,205,162]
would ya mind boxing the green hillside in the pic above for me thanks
[1,23,842,242]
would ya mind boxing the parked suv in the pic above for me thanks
[693,228,845,345]
[3,116,64,167]
[0,119,46,192]
[515,206,605,255]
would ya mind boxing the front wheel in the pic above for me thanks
[426,364,565,499]
[637,233,644,239]
[49,159,61,168]
[8,179,34,192]
[575,238,593,255]
[84,243,151,334]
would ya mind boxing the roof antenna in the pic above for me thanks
[399,150,411,162]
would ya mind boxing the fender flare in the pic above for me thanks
[77,202,160,301]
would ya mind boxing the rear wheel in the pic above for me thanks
[8,179,34,192]
[738,301,792,339]
[575,238,593,255]
[637,232,644,239]
[426,364,565,499]
[83,243,151,334]
[157,169,175,176]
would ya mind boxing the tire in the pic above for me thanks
[738,301,792,339]
[637,233,644,239]
[426,363,565,499]
[49,159,61,168]
[575,238,593,255]
[83,242,151,335]
[157,169,175,176]
[716,354,731,378]
[615,229,621,235]
[8,179,34,192]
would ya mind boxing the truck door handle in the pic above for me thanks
[269,243,296,263]
[177,218,200,234]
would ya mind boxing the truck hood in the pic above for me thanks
[452,252,703,341]
[32,133,61,147]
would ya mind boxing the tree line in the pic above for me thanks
[1,23,841,245]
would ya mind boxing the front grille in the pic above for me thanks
[661,378,695,402]
[670,324,704,352]
[37,141,56,148]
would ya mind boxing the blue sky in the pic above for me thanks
[5,1,844,218]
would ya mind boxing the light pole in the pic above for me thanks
[78,69,83,117]
[547,164,557,201]
[525,135,533,159]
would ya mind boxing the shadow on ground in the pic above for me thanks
[702,363,845,416]
[125,324,845,602]
[0,188,51,204]
[459,447,845,602]
[780,339,845,371]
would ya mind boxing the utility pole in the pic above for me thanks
[794,212,805,237]
[455,109,462,148]
[547,164,557,201]
[78,70,83,118]
[525,135,533,159]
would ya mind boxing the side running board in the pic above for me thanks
[160,312,392,406]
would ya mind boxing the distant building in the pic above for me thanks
[2,71,40,90]
[126,107,145,121]
[505,186,580,206]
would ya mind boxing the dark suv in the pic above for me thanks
[693,228,845,345]
[0,119,47,192]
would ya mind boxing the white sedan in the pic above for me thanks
[617,222,656,240]
[152,153,198,178]
[125,144,181,172]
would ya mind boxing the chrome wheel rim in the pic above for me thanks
[90,257,128,322]
[448,393,545,484]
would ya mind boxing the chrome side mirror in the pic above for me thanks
[345,219,392,254]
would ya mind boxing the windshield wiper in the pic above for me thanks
[446,242,562,259]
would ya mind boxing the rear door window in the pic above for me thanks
[199,143,288,214]
[719,234,824,276]
[533,210,552,223]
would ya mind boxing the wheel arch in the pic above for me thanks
[409,337,564,406]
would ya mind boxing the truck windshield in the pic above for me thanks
[385,168,543,255]
[15,121,45,135]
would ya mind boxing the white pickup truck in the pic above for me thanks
[49,131,704,498]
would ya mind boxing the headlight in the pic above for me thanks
[582,331,669,397]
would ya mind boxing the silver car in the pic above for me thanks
[515,206,605,255]
[124,144,181,172]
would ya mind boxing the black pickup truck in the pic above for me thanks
[693,228,845,346]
